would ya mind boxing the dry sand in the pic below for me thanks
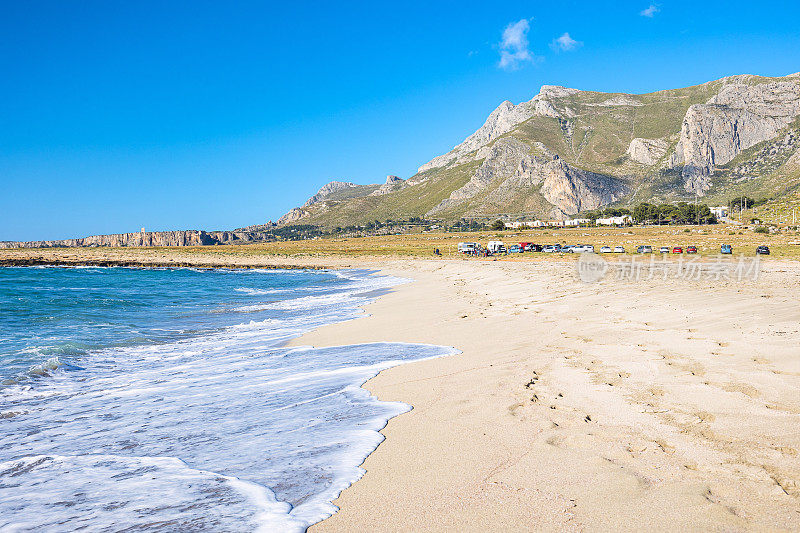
[291,258,800,532]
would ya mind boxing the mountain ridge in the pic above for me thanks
[280,72,800,226]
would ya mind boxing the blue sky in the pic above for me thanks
[2,0,799,240]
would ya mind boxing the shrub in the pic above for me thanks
[754,226,769,234]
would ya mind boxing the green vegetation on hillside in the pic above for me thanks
[282,73,800,228]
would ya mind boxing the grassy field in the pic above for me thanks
[247,224,797,258]
[0,224,800,267]
[3,224,796,266]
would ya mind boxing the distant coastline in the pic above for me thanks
[0,257,328,269]
[0,228,276,249]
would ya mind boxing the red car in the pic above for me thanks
[672,247,683,254]
[687,246,697,254]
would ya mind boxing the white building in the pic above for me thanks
[596,215,633,226]
[564,218,591,227]
[504,220,544,229]
[710,206,728,219]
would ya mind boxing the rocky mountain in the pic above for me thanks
[0,230,273,249]
[280,72,800,227]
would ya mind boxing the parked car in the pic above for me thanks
[578,244,595,253]
[721,244,733,254]
[561,245,575,253]
[637,245,653,254]
[599,246,612,253]
[457,242,480,254]
[542,245,556,253]
[687,246,697,254]
[659,246,670,254]
[487,241,507,254]
[613,246,625,253]
[672,246,683,254]
[508,244,523,253]
[756,245,770,255]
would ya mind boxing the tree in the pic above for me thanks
[675,202,695,224]
[696,204,716,224]
[633,203,657,223]
[491,219,506,231]
[728,196,756,211]
[656,204,677,224]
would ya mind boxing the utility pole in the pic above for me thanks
[741,194,745,223]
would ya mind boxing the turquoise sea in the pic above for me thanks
[0,266,454,531]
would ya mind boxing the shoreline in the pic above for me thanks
[0,257,334,270]
[293,258,800,531]
[0,258,330,269]
[4,251,800,529]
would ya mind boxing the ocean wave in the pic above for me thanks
[0,356,84,390]
[0,267,454,531]
[234,287,291,295]
[0,454,305,533]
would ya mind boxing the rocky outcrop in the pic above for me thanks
[369,175,405,196]
[427,138,627,217]
[279,181,357,224]
[0,230,273,249]
[417,85,581,173]
[626,138,668,165]
[275,72,800,226]
[303,181,359,207]
[279,175,404,224]
[669,80,800,193]
[537,158,627,216]
[277,207,308,225]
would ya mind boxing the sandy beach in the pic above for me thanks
[287,257,800,531]
[3,247,799,529]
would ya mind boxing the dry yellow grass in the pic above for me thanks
[1,224,798,266]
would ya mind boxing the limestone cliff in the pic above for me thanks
[669,80,800,193]
[278,72,800,226]
[627,138,668,166]
[428,138,627,218]
[369,175,406,196]
[0,230,271,249]
[417,85,580,173]
[303,181,360,207]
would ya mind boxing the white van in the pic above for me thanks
[458,242,479,253]
[486,241,506,254]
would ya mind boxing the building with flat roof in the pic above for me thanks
[710,206,728,219]
[596,215,633,226]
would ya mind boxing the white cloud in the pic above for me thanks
[498,19,536,70]
[640,4,660,17]
[550,32,582,52]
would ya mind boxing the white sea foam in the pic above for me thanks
[0,268,457,531]
[235,287,291,295]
